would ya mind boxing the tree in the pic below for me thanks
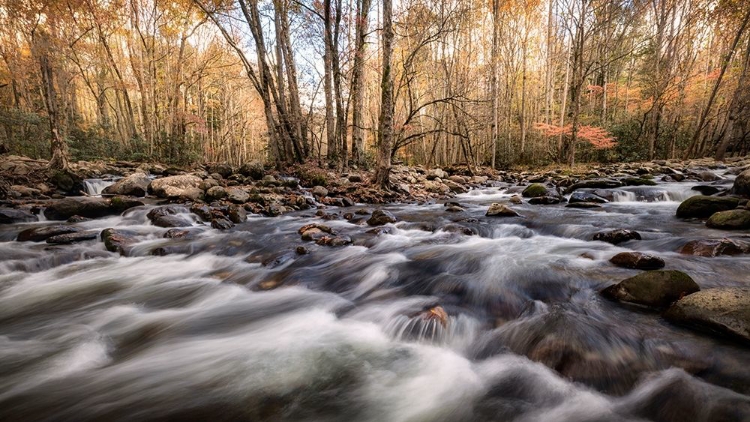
[374,0,395,187]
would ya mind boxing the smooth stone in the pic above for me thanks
[665,287,750,344]
[609,252,665,270]
[486,203,519,217]
[675,195,741,219]
[601,270,700,309]
[17,225,79,242]
[706,209,750,230]
[593,229,641,245]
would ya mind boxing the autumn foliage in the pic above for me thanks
[534,123,616,149]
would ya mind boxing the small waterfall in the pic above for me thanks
[611,191,637,202]
[82,179,115,196]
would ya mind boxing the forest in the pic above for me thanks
[1,0,750,184]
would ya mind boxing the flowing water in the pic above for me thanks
[82,178,117,196]
[1,175,749,421]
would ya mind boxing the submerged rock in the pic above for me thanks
[46,231,98,244]
[679,238,749,257]
[100,228,138,254]
[706,209,750,230]
[0,208,37,224]
[601,270,700,309]
[675,195,741,219]
[367,209,397,226]
[665,287,750,344]
[17,225,79,242]
[486,203,519,217]
[609,252,665,270]
[593,229,641,245]
[566,202,602,209]
[211,218,234,230]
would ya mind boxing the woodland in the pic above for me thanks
[1,0,750,186]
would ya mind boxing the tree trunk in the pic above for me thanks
[374,0,394,188]
[351,0,372,167]
[36,34,69,171]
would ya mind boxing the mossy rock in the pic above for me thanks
[48,169,82,193]
[623,177,657,186]
[706,209,750,230]
[522,183,548,198]
[665,287,750,345]
[601,270,699,309]
[675,195,741,219]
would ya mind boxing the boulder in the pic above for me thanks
[43,197,115,220]
[207,163,233,179]
[565,179,624,194]
[705,209,750,230]
[528,196,561,205]
[691,185,721,196]
[593,229,641,245]
[190,204,212,221]
[148,175,203,199]
[205,186,227,201]
[211,218,234,230]
[732,169,750,197]
[110,196,145,213]
[486,203,519,217]
[665,287,750,344]
[569,191,608,204]
[298,223,335,241]
[609,252,665,270]
[228,204,247,223]
[46,231,98,244]
[226,187,249,204]
[601,270,700,308]
[622,177,657,186]
[152,215,193,228]
[522,183,548,198]
[679,238,749,257]
[238,160,265,180]
[147,205,188,222]
[675,195,741,219]
[367,209,397,226]
[312,185,329,198]
[0,208,38,224]
[100,228,137,254]
[17,225,79,242]
[315,235,353,247]
[427,168,447,180]
[102,173,150,197]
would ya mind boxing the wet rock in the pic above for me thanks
[486,203,519,217]
[48,169,82,193]
[593,229,641,245]
[226,187,249,204]
[152,215,193,228]
[102,172,149,197]
[699,171,722,182]
[679,238,749,257]
[299,223,334,241]
[601,270,699,308]
[66,215,90,223]
[148,175,203,200]
[205,186,227,201]
[43,197,115,220]
[622,177,657,186]
[228,204,247,223]
[190,203,212,221]
[46,231,98,244]
[100,228,137,254]
[569,191,608,204]
[509,195,522,204]
[706,209,750,230]
[110,196,145,212]
[665,287,750,344]
[0,208,37,224]
[367,209,397,226]
[445,205,464,212]
[732,169,750,197]
[675,195,741,219]
[238,160,264,180]
[355,208,371,215]
[315,235,353,247]
[211,217,234,230]
[528,196,561,205]
[566,202,602,209]
[440,224,477,236]
[691,185,721,196]
[609,252,665,270]
[296,246,310,255]
[565,179,624,194]
[147,205,187,222]
[522,183,548,198]
[17,225,79,242]
[163,229,192,239]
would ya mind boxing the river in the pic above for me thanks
[0,174,749,421]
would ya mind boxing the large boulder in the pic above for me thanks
[665,287,750,344]
[593,229,641,245]
[522,183,548,198]
[226,188,249,204]
[675,195,741,219]
[706,209,750,230]
[732,169,750,197]
[102,172,150,197]
[367,209,397,226]
[43,197,115,220]
[206,163,233,179]
[486,203,519,217]
[17,225,79,242]
[238,161,265,180]
[609,252,665,270]
[601,270,700,309]
[569,191,608,204]
[0,208,38,224]
[148,175,203,200]
[565,179,624,194]
[679,238,749,257]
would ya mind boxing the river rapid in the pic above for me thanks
[0,174,749,421]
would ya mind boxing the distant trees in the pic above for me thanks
[2,0,750,173]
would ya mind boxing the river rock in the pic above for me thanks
[732,169,750,197]
[44,197,115,220]
[565,179,624,194]
[699,171,722,182]
[299,223,335,241]
[102,172,150,197]
[705,209,750,230]
[367,209,397,226]
[622,177,657,186]
[427,168,447,180]
[569,191,608,204]
[486,203,519,217]
[190,204,212,221]
[211,217,234,230]
[679,238,749,257]
[148,175,203,200]
[691,185,721,196]
[228,204,247,223]
[0,208,37,224]
[205,186,227,201]
[152,215,193,228]
[110,196,145,213]
[609,252,665,270]
[593,229,641,245]
[566,202,602,209]
[226,188,249,203]
[522,183,548,198]
[312,185,329,198]
[46,231,99,244]
[601,270,700,308]
[207,163,233,179]
[528,196,561,205]
[509,195,522,204]
[17,225,79,242]
[147,205,188,222]
[100,228,137,254]
[238,160,264,180]
[315,235,353,247]
[675,195,741,219]
[665,287,750,344]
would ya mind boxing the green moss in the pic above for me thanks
[623,177,657,186]
[706,209,750,230]
[676,195,740,219]
[522,183,548,198]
